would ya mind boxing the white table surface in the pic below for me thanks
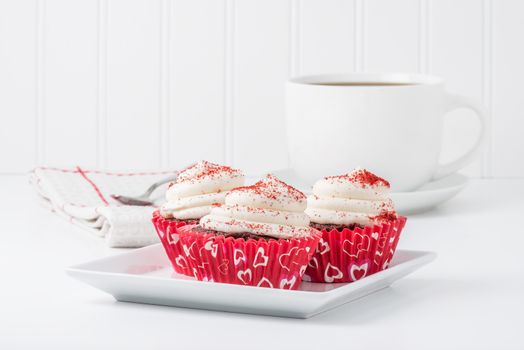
[1,175,523,350]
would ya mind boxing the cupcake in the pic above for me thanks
[304,168,407,283]
[152,160,244,276]
[176,174,321,289]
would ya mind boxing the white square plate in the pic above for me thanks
[66,244,436,319]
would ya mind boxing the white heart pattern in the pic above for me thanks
[382,259,390,269]
[377,249,395,270]
[237,269,252,285]
[373,250,383,266]
[278,247,304,271]
[175,255,188,269]
[324,263,343,283]
[196,261,209,270]
[341,233,370,258]
[380,249,395,270]
[167,231,179,244]
[299,264,307,276]
[279,275,297,289]
[389,235,396,244]
[308,256,319,269]
[257,277,273,288]
[349,262,368,281]
[182,242,198,260]
[371,232,379,240]
[378,234,387,248]
[317,238,330,255]
[234,248,245,266]
[218,259,229,275]
[204,240,218,258]
[253,247,268,268]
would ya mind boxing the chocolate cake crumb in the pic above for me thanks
[310,222,364,232]
[163,217,199,225]
[191,225,275,241]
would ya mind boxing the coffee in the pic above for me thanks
[310,82,417,86]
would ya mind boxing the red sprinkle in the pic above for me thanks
[232,174,305,202]
[177,160,242,183]
[326,168,390,188]
[372,211,397,222]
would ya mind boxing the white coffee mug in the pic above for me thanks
[286,73,486,192]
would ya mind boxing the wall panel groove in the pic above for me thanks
[224,0,235,165]
[159,0,170,168]
[289,0,300,77]
[482,0,493,177]
[36,0,46,165]
[354,0,364,72]
[96,0,108,169]
[419,0,430,74]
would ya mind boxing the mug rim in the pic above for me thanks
[288,72,444,87]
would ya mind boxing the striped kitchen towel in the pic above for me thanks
[30,166,176,248]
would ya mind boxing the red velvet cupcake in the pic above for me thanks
[152,161,244,276]
[176,174,321,290]
[304,168,407,283]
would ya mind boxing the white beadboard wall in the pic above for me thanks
[1,0,523,177]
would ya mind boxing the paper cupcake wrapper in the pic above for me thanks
[304,216,407,283]
[176,225,321,290]
[151,211,197,276]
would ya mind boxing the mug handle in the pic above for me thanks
[433,94,487,180]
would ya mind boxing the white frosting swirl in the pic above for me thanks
[160,161,244,220]
[305,168,397,227]
[199,174,312,239]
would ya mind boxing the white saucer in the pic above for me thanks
[390,173,469,214]
[263,169,469,215]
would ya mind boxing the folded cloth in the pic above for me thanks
[31,166,176,248]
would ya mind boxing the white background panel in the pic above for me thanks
[105,0,161,171]
[44,0,98,168]
[364,0,420,72]
[169,0,225,169]
[233,0,290,174]
[0,0,36,172]
[299,0,356,75]
[492,0,524,177]
[430,0,484,177]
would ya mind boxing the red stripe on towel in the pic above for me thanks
[76,166,109,206]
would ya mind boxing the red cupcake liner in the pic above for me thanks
[304,216,407,283]
[175,225,321,290]
[151,211,198,276]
